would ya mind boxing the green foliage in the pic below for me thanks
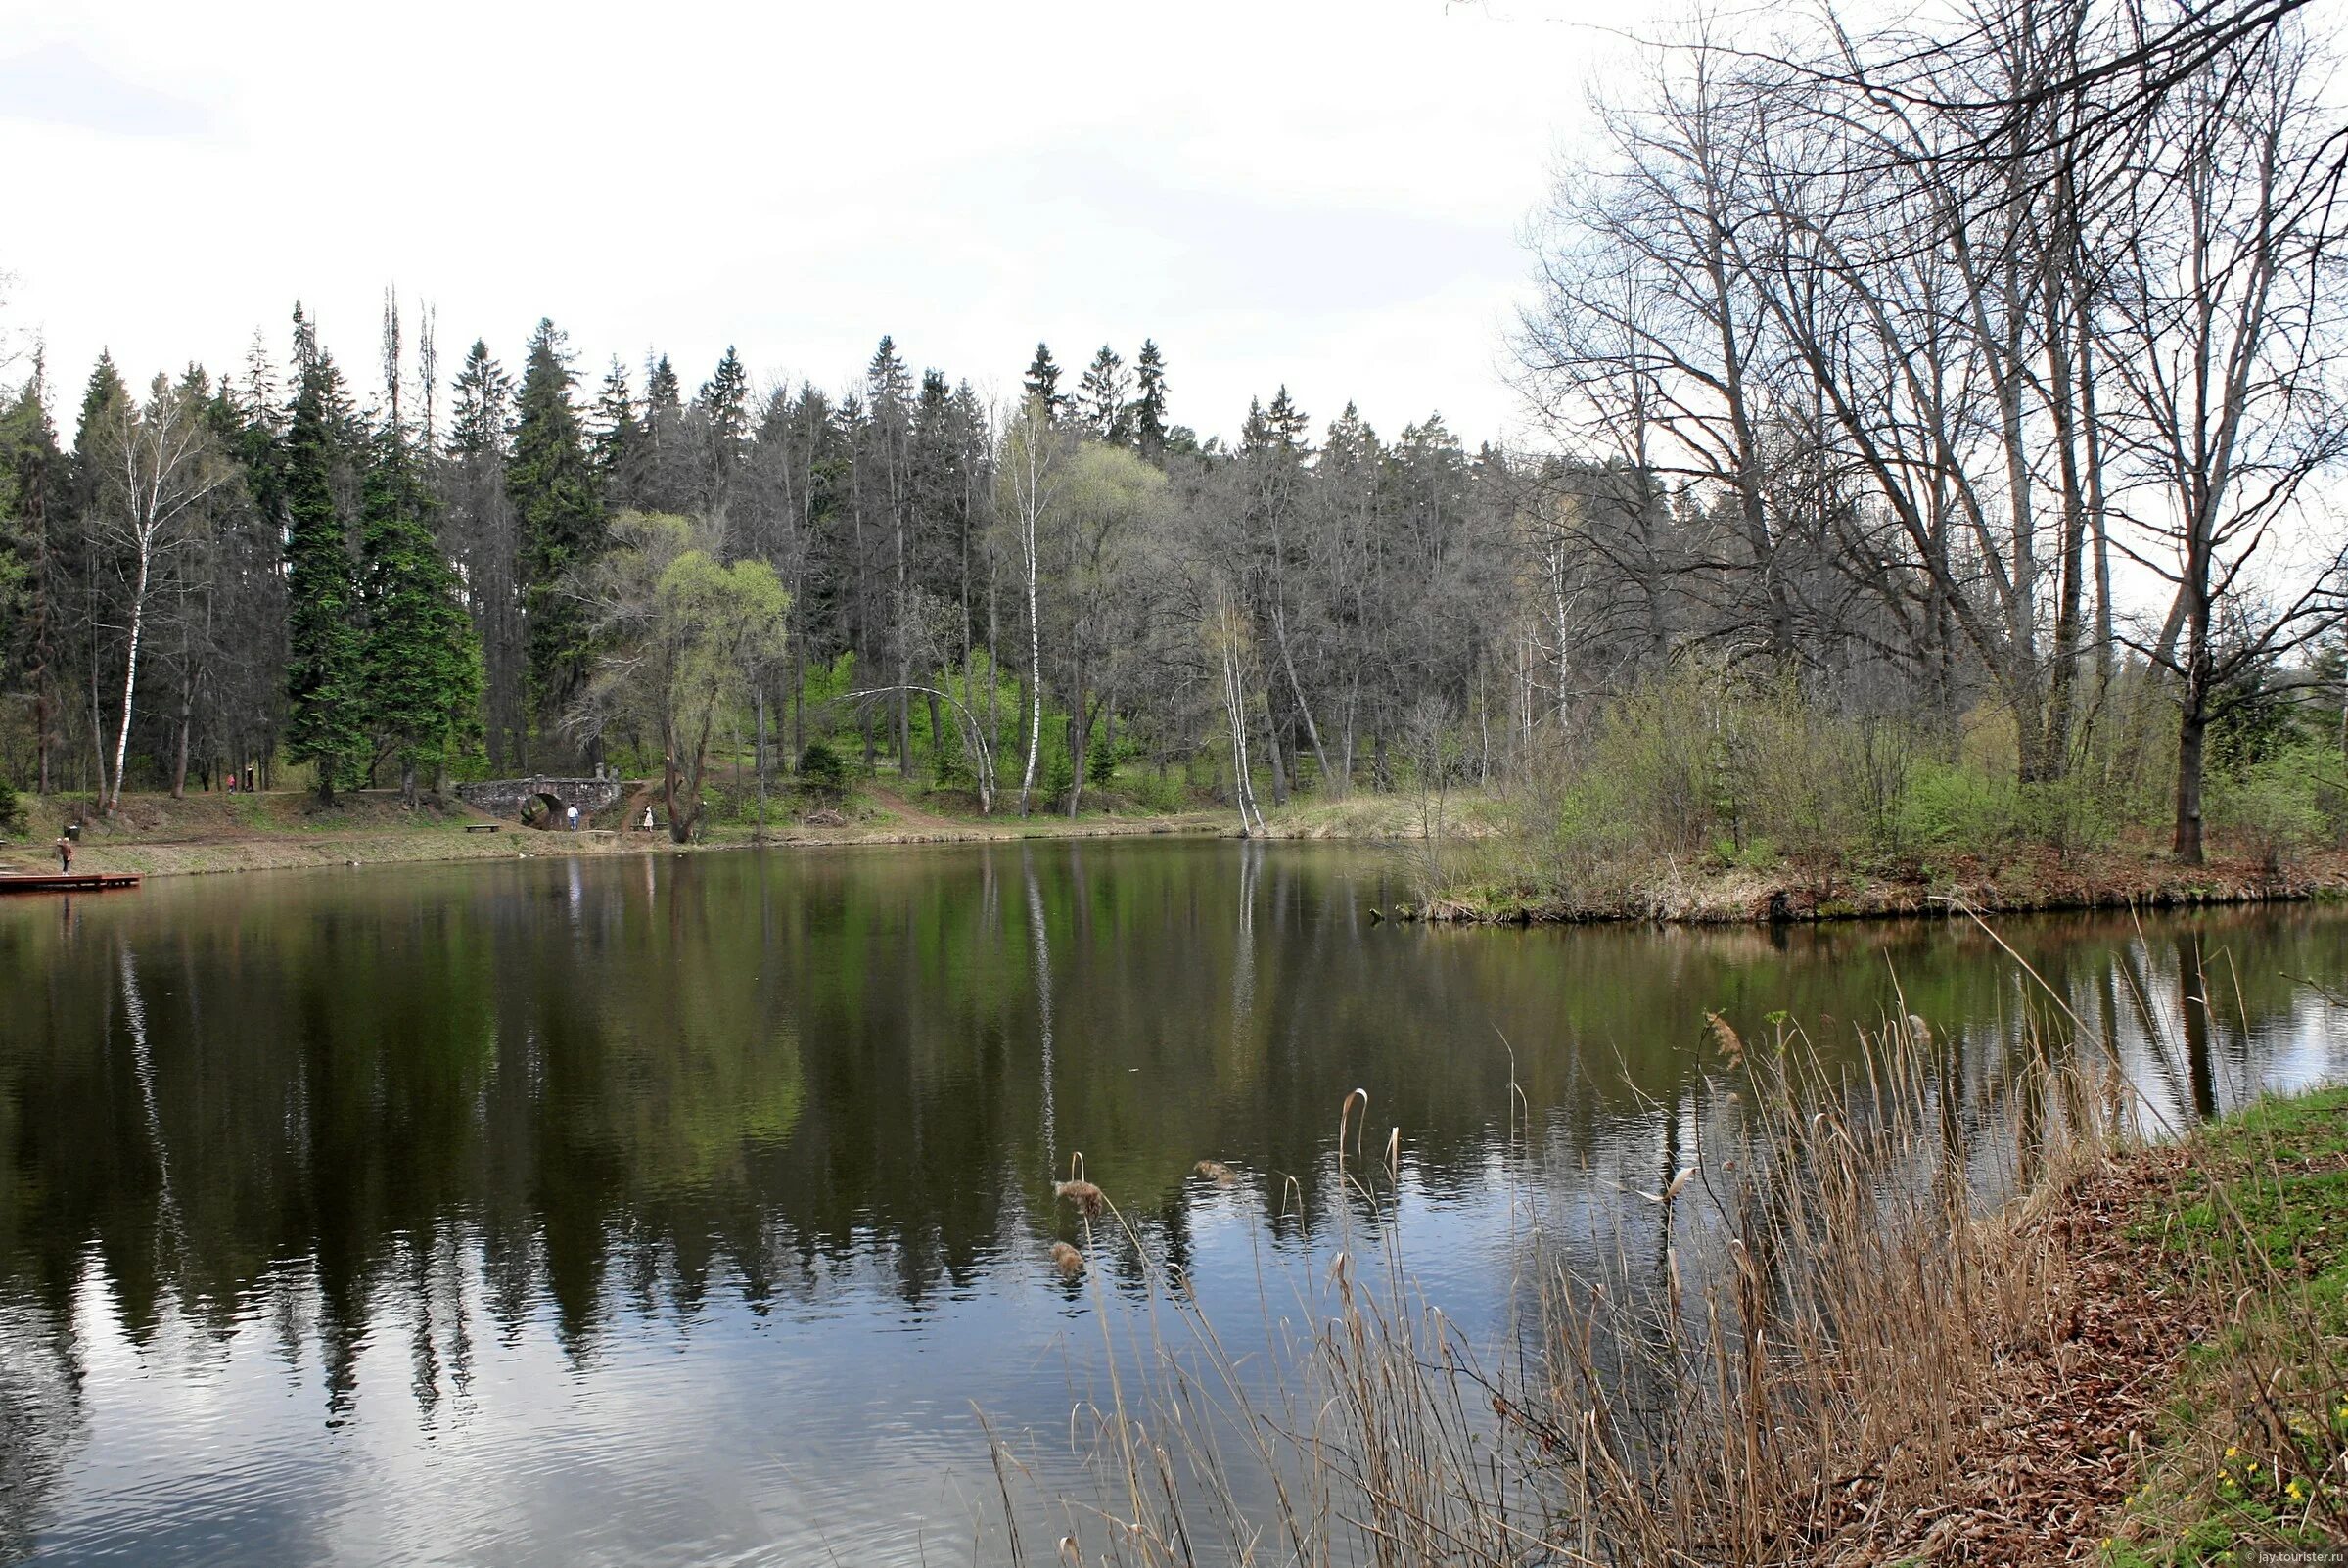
[1895,761,2021,853]
[2107,1086,2348,1563]
[2207,740,2341,869]
[1043,746,1076,806]
[0,775,23,839]
[1123,767,1189,815]
[1087,733,1121,787]
[281,340,367,801]
[360,426,481,791]
[582,512,788,840]
[797,740,848,800]
[509,319,604,741]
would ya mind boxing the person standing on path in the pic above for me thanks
[56,836,72,874]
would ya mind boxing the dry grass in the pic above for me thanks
[987,945,2348,1566]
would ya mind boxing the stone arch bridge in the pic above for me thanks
[456,776,626,825]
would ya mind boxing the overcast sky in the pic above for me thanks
[0,0,1629,448]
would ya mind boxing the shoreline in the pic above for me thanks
[1388,849,2348,928]
[1966,1084,2348,1560]
[0,785,1261,881]
[8,791,2347,936]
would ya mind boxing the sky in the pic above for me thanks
[0,0,1634,450]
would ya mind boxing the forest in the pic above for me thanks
[2,0,2345,884]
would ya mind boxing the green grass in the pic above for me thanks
[2106,1084,2348,1562]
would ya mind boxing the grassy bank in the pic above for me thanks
[995,1017,2348,1565]
[1391,833,2348,926]
[2107,1085,2348,1560]
[0,783,1236,879]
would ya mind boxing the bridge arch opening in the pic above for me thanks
[519,792,568,830]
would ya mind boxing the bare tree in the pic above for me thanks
[2100,28,2348,861]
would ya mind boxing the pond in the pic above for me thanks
[1,840,2343,1565]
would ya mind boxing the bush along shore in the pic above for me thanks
[1381,840,2348,926]
[995,1005,2348,1565]
[1371,662,2348,928]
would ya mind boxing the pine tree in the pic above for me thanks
[1131,340,1170,463]
[1022,342,1066,422]
[506,318,602,757]
[1078,346,1130,443]
[283,339,367,803]
[360,420,481,805]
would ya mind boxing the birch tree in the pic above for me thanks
[999,395,1066,816]
[92,372,230,814]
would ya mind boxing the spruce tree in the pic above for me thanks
[360,420,481,805]
[1022,343,1065,422]
[698,345,751,490]
[1078,346,1130,443]
[506,318,602,758]
[590,357,639,495]
[283,337,367,803]
[1131,340,1170,463]
[0,362,64,793]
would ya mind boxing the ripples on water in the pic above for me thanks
[0,840,2342,1564]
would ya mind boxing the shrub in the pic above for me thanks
[1125,766,1187,815]
[1087,736,1120,788]
[2209,742,2335,870]
[0,777,23,840]
[1896,761,2020,854]
[796,741,849,801]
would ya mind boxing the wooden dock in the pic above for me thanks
[0,871,142,894]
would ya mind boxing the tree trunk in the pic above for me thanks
[2173,674,2209,866]
[106,547,154,816]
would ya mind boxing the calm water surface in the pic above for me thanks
[2,839,2345,1564]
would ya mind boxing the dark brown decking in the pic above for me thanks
[0,871,143,894]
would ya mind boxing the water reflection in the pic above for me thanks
[0,843,2343,1563]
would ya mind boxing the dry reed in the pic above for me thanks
[988,945,2348,1565]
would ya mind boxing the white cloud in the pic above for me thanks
[0,0,1627,444]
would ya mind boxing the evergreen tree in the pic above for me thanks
[1078,346,1130,443]
[866,336,913,409]
[698,345,751,488]
[70,351,128,513]
[1131,340,1170,463]
[360,420,481,806]
[447,340,522,768]
[283,341,366,802]
[638,352,696,513]
[645,353,683,416]
[0,360,63,792]
[506,318,602,756]
[1241,385,1311,457]
[1022,342,1066,422]
[590,357,639,493]
[450,342,513,457]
